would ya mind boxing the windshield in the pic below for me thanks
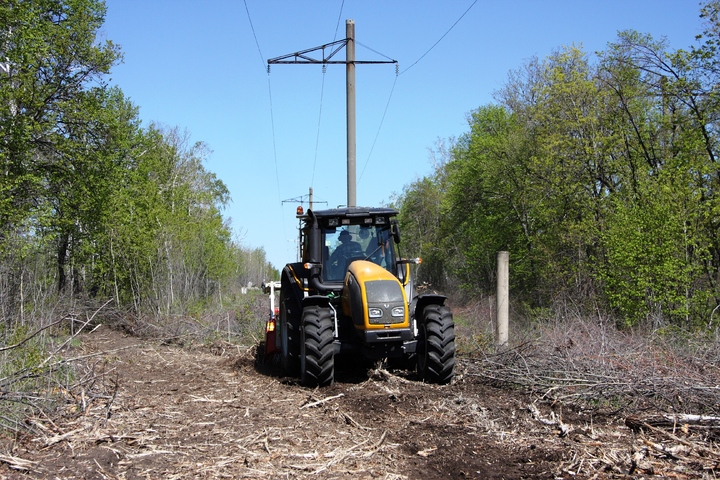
[322,224,396,282]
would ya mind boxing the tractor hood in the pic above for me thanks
[341,260,409,329]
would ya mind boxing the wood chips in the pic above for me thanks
[1,327,719,479]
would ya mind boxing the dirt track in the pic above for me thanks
[0,326,712,479]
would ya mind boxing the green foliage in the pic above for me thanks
[2,325,44,379]
[396,1,720,329]
[445,105,539,294]
[601,189,696,326]
[0,0,288,436]
[0,0,276,330]
[0,0,121,239]
[397,175,447,288]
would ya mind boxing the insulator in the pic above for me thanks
[267,65,271,74]
[395,63,399,76]
[322,64,327,74]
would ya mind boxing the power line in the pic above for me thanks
[311,69,325,188]
[358,74,398,185]
[243,0,281,202]
[265,77,282,206]
[260,1,478,207]
[400,0,478,75]
[359,0,477,188]
[311,0,346,189]
[243,0,266,69]
[333,0,345,41]
[243,0,286,249]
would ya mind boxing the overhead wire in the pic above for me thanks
[310,71,326,189]
[243,0,289,256]
[243,0,282,206]
[399,0,478,76]
[244,0,266,71]
[357,0,478,187]
[357,63,398,185]
[333,0,346,42]
[311,0,345,190]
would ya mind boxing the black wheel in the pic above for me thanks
[255,341,266,367]
[417,304,455,384]
[300,305,335,387]
[279,289,300,376]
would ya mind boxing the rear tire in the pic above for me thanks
[417,304,455,384]
[300,306,335,387]
[255,341,266,367]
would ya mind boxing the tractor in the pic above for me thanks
[264,206,455,387]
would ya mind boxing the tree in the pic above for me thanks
[98,125,235,314]
[0,0,120,242]
[444,105,538,295]
[594,28,719,325]
[399,5,720,327]
[395,140,453,290]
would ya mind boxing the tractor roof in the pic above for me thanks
[304,207,398,219]
[313,207,398,217]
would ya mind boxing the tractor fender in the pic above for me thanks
[301,295,333,310]
[410,294,447,322]
[281,263,308,304]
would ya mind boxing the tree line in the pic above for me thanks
[396,1,720,328]
[0,0,276,332]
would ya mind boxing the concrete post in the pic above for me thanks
[346,19,356,208]
[496,251,509,348]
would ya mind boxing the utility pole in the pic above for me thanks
[281,187,327,212]
[346,20,356,208]
[268,20,396,208]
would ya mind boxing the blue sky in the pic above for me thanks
[101,0,703,272]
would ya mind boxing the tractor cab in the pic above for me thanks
[321,223,397,282]
[297,207,406,292]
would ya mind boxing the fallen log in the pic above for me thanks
[625,415,720,460]
[626,413,720,434]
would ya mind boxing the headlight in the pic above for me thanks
[368,308,383,318]
[391,306,404,317]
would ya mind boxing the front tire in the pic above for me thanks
[300,306,335,387]
[417,304,455,384]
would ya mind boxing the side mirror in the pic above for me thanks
[395,258,420,286]
[396,262,409,286]
[391,220,401,245]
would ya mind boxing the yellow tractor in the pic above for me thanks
[265,206,455,387]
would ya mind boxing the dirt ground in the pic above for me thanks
[0,326,717,479]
